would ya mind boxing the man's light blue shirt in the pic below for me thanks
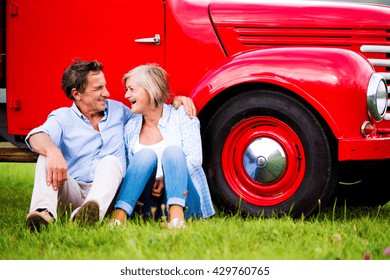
[25,100,133,183]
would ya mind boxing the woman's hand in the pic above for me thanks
[152,177,164,197]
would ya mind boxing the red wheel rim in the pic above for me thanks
[222,116,306,206]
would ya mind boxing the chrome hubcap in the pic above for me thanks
[243,138,286,183]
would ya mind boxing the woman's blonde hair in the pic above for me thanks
[123,64,170,108]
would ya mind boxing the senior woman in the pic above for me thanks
[111,64,214,228]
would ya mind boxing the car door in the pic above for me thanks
[6,0,165,136]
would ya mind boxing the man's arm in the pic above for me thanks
[172,96,197,117]
[28,132,68,191]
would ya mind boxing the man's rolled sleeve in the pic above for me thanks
[25,110,65,152]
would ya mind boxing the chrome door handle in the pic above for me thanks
[134,34,161,46]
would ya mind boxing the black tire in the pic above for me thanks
[203,89,337,218]
[333,160,390,206]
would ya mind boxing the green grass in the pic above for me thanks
[0,162,389,260]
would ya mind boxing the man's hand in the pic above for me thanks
[172,96,197,117]
[151,177,164,197]
[28,132,68,191]
[46,149,68,191]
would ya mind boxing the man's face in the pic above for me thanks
[78,71,110,114]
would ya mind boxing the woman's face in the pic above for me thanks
[124,76,151,114]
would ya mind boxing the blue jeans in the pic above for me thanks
[114,146,202,219]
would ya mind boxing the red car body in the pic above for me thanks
[4,0,390,217]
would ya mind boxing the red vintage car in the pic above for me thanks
[3,0,390,217]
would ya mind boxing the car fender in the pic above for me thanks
[192,47,374,139]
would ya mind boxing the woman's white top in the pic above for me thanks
[133,137,167,178]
